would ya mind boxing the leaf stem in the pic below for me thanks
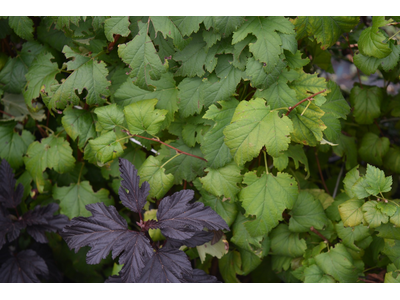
[123,130,208,162]
[77,162,85,185]
[310,226,329,246]
[285,89,327,116]
[388,30,400,41]
[160,153,180,169]
[263,150,269,174]
[0,109,15,118]
[314,148,330,195]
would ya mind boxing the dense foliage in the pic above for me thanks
[1,16,400,283]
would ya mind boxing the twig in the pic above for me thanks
[345,33,363,88]
[332,164,344,199]
[310,226,329,245]
[123,130,208,162]
[315,148,330,195]
[0,109,15,118]
[374,119,386,137]
[285,89,327,116]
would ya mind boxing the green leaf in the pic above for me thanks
[284,50,310,69]
[239,249,263,275]
[150,17,188,50]
[118,21,165,89]
[326,193,350,222]
[114,73,178,129]
[380,40,400,72]
[289,70,328,100]
[358,17,392,59]
[358,133,389,166]
[199,161,243,201]
[104,16,130,42]
[173,33,208,77]
[124,98,168,136]
[255,78,297,110]
[0,41,45,93]
[289,191,328,232]
[218,250,241,283]
[201,100,238,169]
[231,213,264,255]
[353,53,381,75]
[384,147,400,174]
[53,181,113,219]
[168,16,205,37]
[46,46,110,110]
[159,139,206,184]
[204,16,245,37]
[194,179,238,227]
[304,264,336,283]
[239,171,298,236]
[88,131,124,164]
[24,135,75,192]
[293,16,359,50]
[1,93,45,121]
[0,121,35,169]
[335,221,371,251]
[137,156,174,202]
[333,134,358,170]
[362,201,389,229]
[245,57,287,90]
[224,98,293,165]
[338,199,365,227]
[364,164,392,196]
[94,103,125,133]
[62,107,96,150]
[289,102,327,146]
[177,77,204,118]
[343,166,366,199]
[23,52,60,105]
[233,17,294,71]
[322,81,350,119]
[8,16,34,40]
[376,223,400,240]
[270,224,307,257]
[383,239,400,269]
[314,243,358,282]
[350,84,382,124]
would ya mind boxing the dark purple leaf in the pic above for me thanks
[112,230,154,282]
[0,159,23,209]
[0,215,25,249]
[61,202,153,281]
[118,158,150,214]
[22,203,69,243]
[211,230,224,245]
[182,269,220,283]
[165,231,214,249]
[156,190,229,240]
[0,249,48,283]
[137,248,192,283]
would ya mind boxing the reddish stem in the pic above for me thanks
[0,109,15,118]
[310,226,329,245]
[285,89,327,116]
[314,148,330,195]
[35,122,48,138]
[183,180,187,190]
[129,132,208,162]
